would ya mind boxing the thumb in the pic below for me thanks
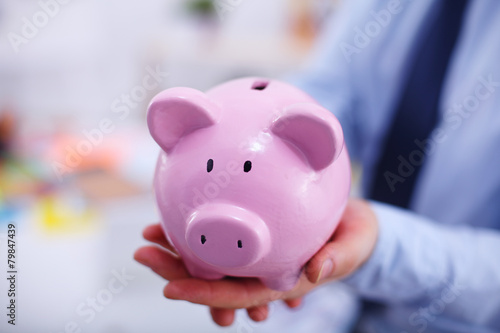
[305,199,378,283]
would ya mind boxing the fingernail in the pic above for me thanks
[133,251,149,266]
[164,283,181,299]
[250,308,268,322]
[316,259,334,283]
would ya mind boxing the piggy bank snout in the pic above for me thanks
[185,205,271,268]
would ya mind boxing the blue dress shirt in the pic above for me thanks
[290,0,500,332]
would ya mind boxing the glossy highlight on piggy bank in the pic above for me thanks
[148,78,350,291]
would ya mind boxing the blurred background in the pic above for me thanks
[0,0,359,332]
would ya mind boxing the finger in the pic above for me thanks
[284,298,302,308]
[164,277,284,309]
[134,246,190,280]
[142,224,177,254]
[210,307,235,327]
[247,304,269,322]
[305,199,378,283]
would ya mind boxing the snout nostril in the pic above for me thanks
[201,235,207,245]
[237,240,242,248]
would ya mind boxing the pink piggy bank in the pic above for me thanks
[148,78,350,291]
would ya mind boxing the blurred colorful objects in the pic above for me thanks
[186,0,216,19]
[0,110,15,160]
[33,191,97,234]
[45,131,128,182]
[0,106,145,232]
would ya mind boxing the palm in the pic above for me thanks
[134,199,378,326]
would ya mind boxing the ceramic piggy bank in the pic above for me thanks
[148,78,350,291]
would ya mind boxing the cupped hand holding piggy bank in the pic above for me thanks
[147,78,351,291]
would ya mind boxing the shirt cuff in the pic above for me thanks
[341,201,403,298]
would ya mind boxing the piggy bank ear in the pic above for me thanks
[270,103,344,171]
[147,87,219,153]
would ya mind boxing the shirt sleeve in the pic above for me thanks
[343,201,500,325]
[286,0,366,162]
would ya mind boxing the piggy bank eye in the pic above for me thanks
[207,159,214,173]
[244,160,252,173]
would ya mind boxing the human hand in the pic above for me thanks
[134,198,378,326]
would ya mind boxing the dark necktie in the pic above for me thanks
[368,0,470,208]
